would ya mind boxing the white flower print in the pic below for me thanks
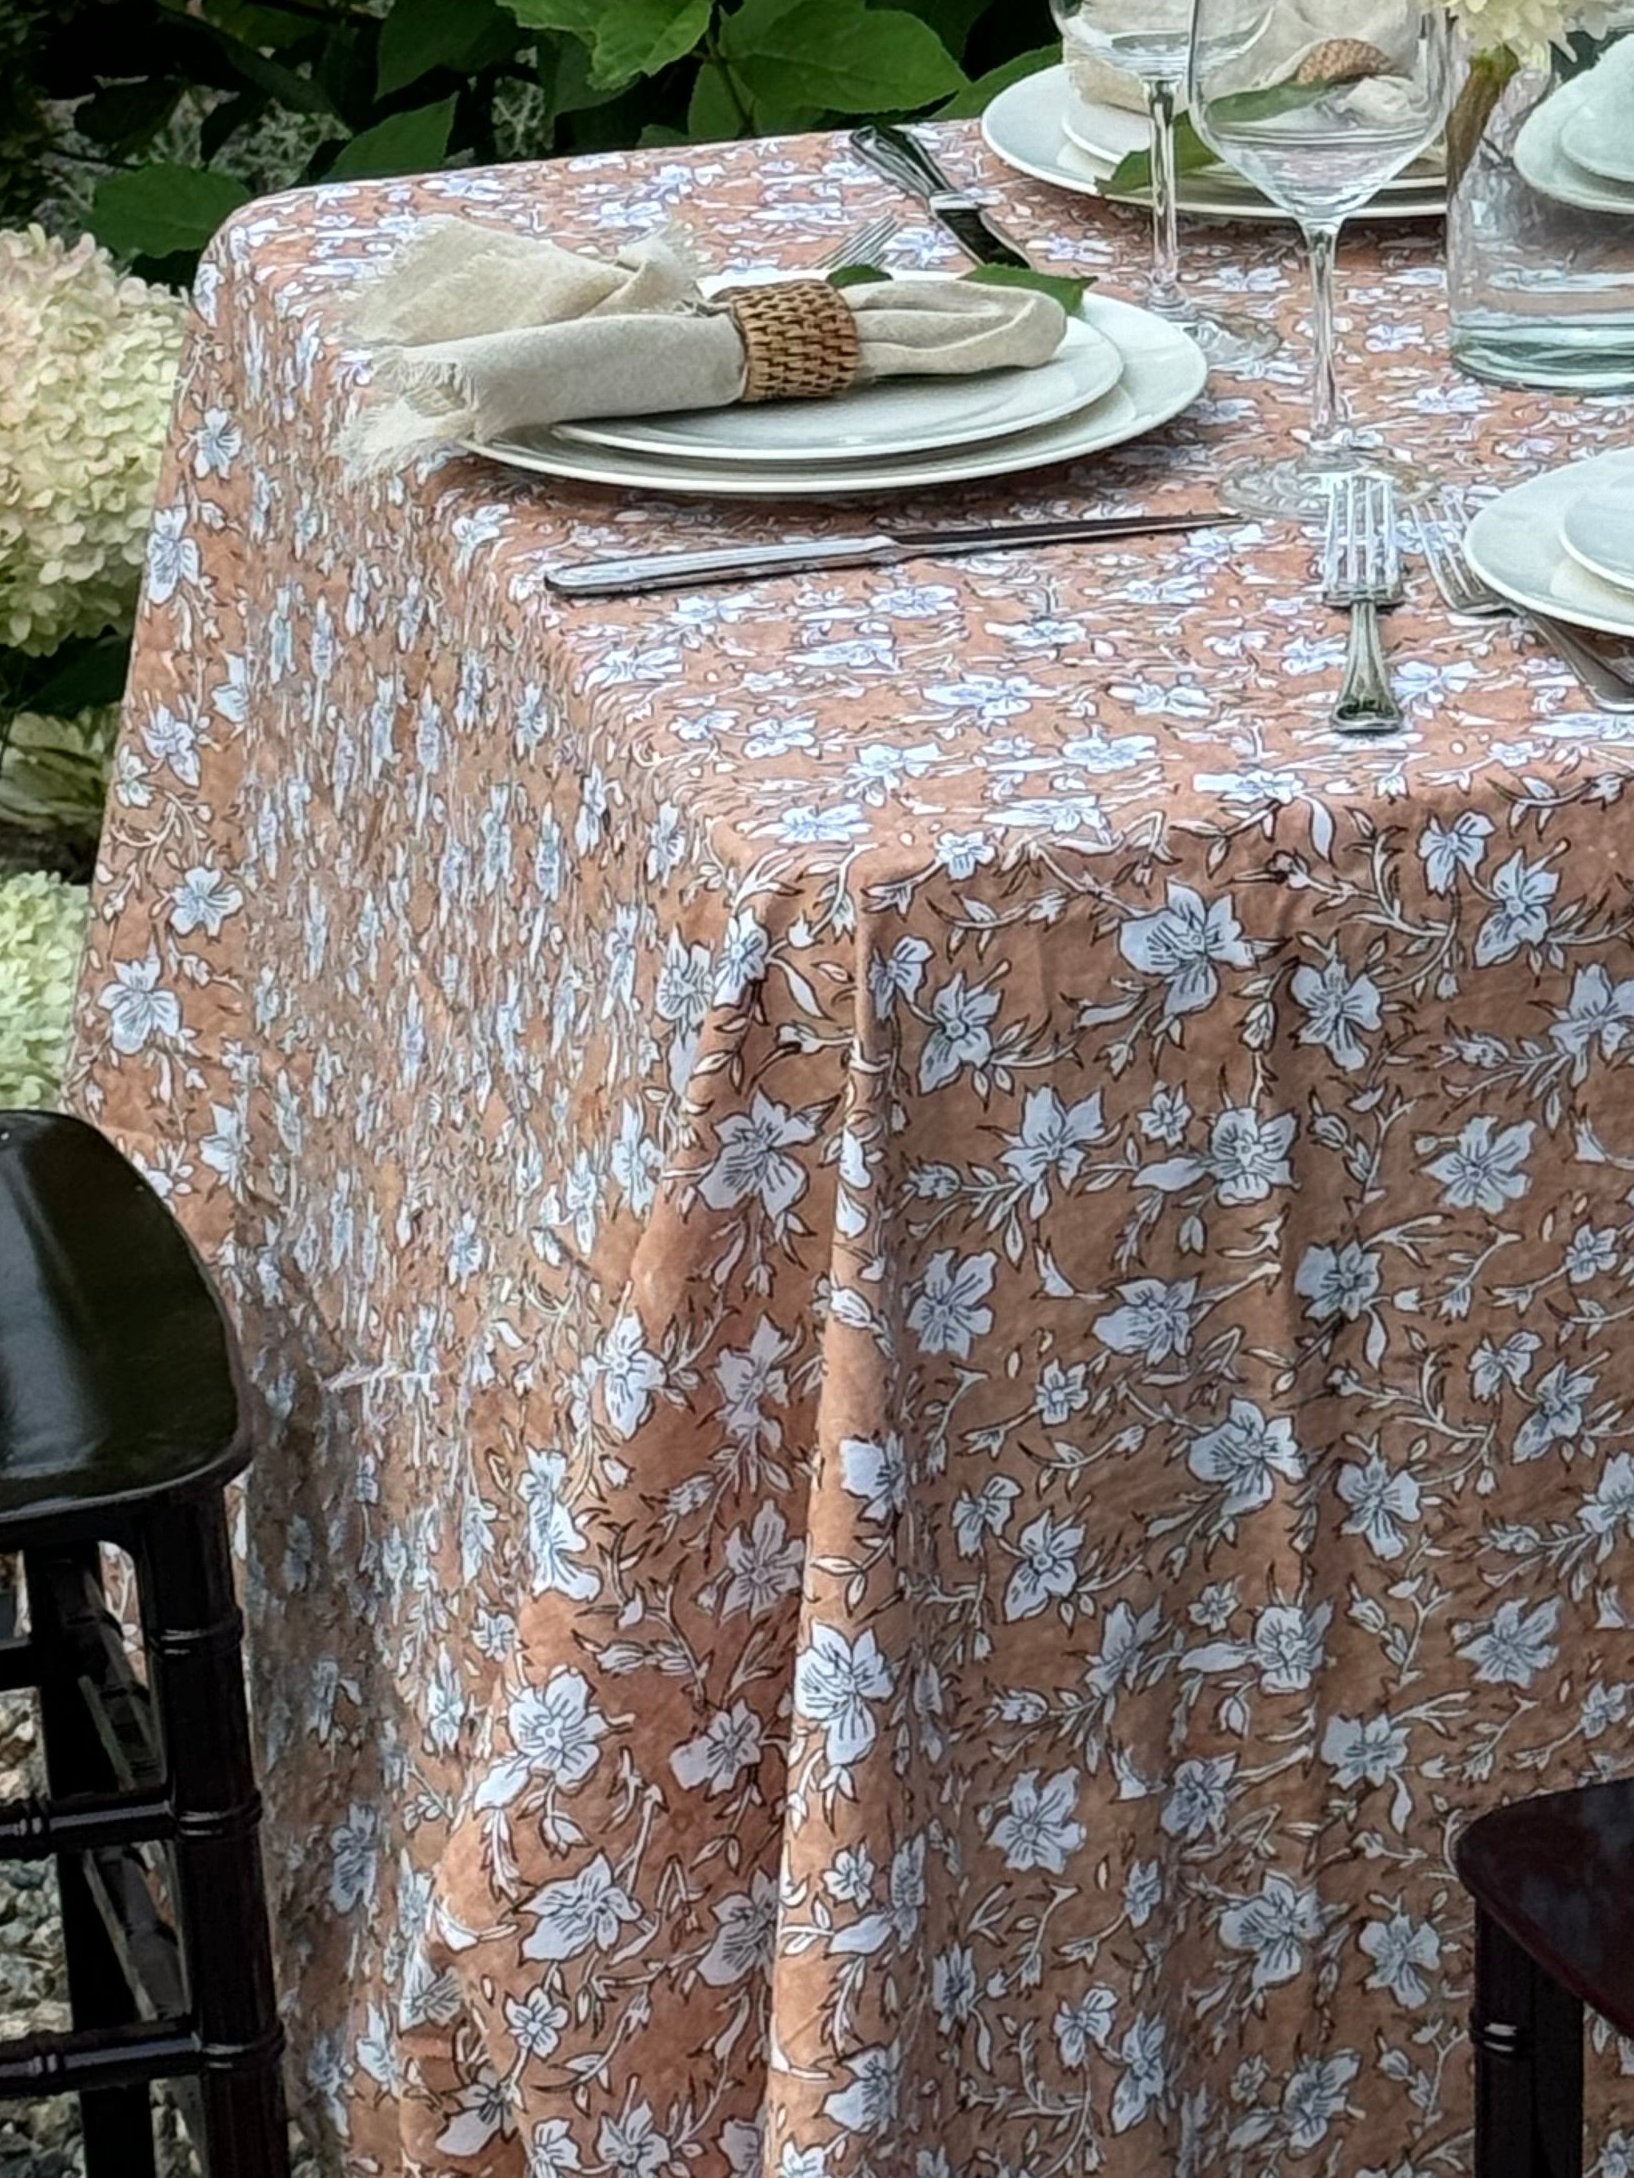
[1470,1330,1540,1400]
[1292,959,1382,1073]
[521,1854,641,1962]
[671,1700,763,1795]
[1143,1106,1295,1203]
[1094,1276,1201,1363]
[1219,1873,1323,1990]
[1514,1360,1596,1460]
[1580,1452,1634,1545]
[1188,1400,1304,1515]
[474,1669,607,1808]
[999,1086,1108,1213]
[1550,963,1634,1072]
[1119,882,1255,1016]
[840,1433,907,1524]
[1139,1083,1192,1145]
[714,911,770,1005]
[1161,1754,1236,1841]
[933,1944,979,2032]
[1426,1117,1534,1213]
[1054,1986,1117,2066]
[869,935,932,1018]
[1004,1512,1085,1620]
[598,2102,669,2178]
[989,1769,1086,1873]
[520,1449,599,1600]
[1295,1241,1382,1323]
[1475,852,1558,965]
[1321,1714,1410,1792]
[505,1984,569,2061]
[1419,810,1492,891]
[721,1502,803,1618]
[1565,1225,1618,1284]
[907,1249,997,1359]
[145,503,202,604]
[699,1869,778,1985]
[1111,2017,1168,2132]
[1282,2054,1359,2151]
[597,1315,663,1441]
[327,1802,379,1914]
[437,2066,521,2156]
[1359,1911,1440,2008]
[1035,1359,1089,1424]
[98,952,182,1055]
[1457,1598,1561,1685]
[952,1474,1020,1555]
[1336,1451,1421,1561]
[169,864,243,937]
[919,972,1001,1092]
[823,2043,901,2137]
[699,1092,816,1222]
[716,1316,794,1449]
[528,2120,584,2177]
[794,1624,894,1769]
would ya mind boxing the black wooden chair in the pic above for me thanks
[1455,1780,1634,2178]
[0,1109,288,2177]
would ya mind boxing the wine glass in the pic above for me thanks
[1052,0,1279,370]
[1187,0,1454,518]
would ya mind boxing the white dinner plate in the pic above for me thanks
[1466,449,1634,640]
[1515,69,1634,215]
[1559,39,1634,183]
[556,293,1125,465]
[466,289,1207,500]
[1560,488,1634,593]
[984,68,1448,224]
[1060,89,1439,194]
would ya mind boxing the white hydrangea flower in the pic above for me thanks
[1441,0,1614,57]
[0,870,89,1104]
[0,227,185,653]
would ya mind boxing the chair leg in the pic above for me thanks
[22,1545,157,2178]
[136,1494,289,2178]
[1473,1904,1584,2178]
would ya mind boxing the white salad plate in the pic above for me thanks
[1559,38,1634,183]
[556,281,1125,465]
[1060,88,1439,194]
[466,289,1208,500]
[1466,449,1634,641]
[1560,488,1634,594]
[983,68,1448,223]
[1515,65,1634,215]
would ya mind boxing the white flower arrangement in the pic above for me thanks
[1441,0,1614,56]
[0,871,88,1105]
[0,226,185,655]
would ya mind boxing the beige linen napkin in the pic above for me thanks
[1064,1,1409,114]
[339,220,1069,471]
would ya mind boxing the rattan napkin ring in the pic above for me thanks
[716,280,862,404]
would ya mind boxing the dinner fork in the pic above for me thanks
[1322,474,1405,734]
[812,215,901,274]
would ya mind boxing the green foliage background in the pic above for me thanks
[12,0,1056,284]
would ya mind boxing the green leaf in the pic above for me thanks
[937,42,1054,120]
[963,263,1091,312]
[719,0,963,125]
[89,163,252,259]
[502,0,711,88]
[377,0,517,97]
[1107,77,1329,194]
[324,94,457,179]
[827,262,893,287]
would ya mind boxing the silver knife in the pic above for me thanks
[849,123,1032,269]
[547,511,1223,599]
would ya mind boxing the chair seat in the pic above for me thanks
[1456,1778,1634,2041]
[0,1113,246,1536]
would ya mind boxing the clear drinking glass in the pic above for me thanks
[1187,0,1453,517]
[1051,0,1279,369]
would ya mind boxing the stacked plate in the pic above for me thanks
[1467,448,1634,641]
[1515,39,1634,214]
[983,66,1447,224]
[468,273,1208,499]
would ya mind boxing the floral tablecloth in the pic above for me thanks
[67,123,1634,2178]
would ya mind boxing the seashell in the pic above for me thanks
[1296,37,1395,84]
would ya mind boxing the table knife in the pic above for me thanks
[547,511,1223,598]
[849,123,1032,269]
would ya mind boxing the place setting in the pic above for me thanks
[1514,31,1634,215]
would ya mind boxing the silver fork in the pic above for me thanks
[1416,491,1634,711]
[1414,490,1507,617]
[1323,474,1405,735]
[812,215,901,274]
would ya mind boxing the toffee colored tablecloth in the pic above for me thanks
[68,125,1634,2178]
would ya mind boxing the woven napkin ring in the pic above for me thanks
[717,280,863,404]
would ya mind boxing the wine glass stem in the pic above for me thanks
[1304,218,1350,453]
[1143,75,1184,316]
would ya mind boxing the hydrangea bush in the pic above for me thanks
[0,226,185,655]
[0,872,89,1105]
